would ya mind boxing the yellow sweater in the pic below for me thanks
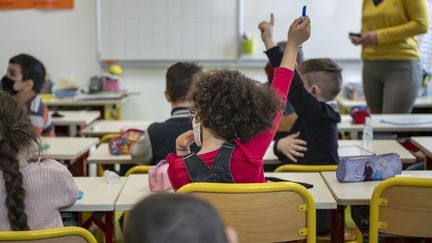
[362,0,429,60]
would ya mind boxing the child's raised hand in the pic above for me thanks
[175,130,194,155]
[287,16,311,48]
[258,13,276,49]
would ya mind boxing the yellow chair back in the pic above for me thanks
[369,177,432,243]
[275,164,337,172]
[0,226,96,243]
[125,165,152,176]
[178,182,316,243]
[273,163,362,243]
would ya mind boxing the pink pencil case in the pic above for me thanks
[148,160,172,192]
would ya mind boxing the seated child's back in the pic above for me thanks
[131,62,202,165]
[266,48,342,165]
[166,17,311,190]
[0,92,77,231]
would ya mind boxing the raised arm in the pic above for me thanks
[244,16,311,158]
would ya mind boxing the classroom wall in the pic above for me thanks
[0,0,362,121]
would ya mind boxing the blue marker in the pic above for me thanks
[302,5,307,17]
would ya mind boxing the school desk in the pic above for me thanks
[40,137,99,175]
[337,96,432,114]
[50,110,101,136]
[264,140,415,165]
[87,144,131,165]
[115,173,337,211]
[45,95,126,120]
[80,120,152,137]
[321,171,432,243]
[410,136,432,170]
[88,142,283,165]
[62,177,127,243]
[338,114,432,138]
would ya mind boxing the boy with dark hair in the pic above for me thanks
[124,194,238,243]
[1,54,54,136]
[131,62,202,165]
[259,15,342,166]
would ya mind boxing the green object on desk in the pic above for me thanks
[31,143,50,152]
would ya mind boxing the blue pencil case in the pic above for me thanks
[336,153,402,182]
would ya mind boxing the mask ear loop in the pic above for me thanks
[192,116,202,147]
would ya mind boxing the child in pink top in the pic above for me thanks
[166,16,311,191]
[0,92,78,231]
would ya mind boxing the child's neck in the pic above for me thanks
[198,128,226,154]
[16,91,35,105]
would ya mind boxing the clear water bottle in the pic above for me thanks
[104,170,121,184]
[363,117,373,147]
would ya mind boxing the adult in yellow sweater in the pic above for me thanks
[351,0,429,114]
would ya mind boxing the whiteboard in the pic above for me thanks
[98,0,239,61]
[241,0,363,60]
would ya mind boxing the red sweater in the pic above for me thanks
[167,67,294,191]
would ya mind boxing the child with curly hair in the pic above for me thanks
[0,92,78,231]
[164,16,311,191]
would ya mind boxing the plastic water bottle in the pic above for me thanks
[104,170,121,184]
[363,117,373,147]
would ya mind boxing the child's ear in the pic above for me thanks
[23,79,34,92]
[164,91,172,102]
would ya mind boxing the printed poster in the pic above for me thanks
[0,0,73,9]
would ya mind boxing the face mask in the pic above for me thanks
[1,76,18,96]
[192,116,202,147]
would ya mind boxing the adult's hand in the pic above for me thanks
[350,31,378,46]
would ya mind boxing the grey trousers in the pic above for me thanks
[362,60,422,114]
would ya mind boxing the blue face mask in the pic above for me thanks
[1,76,18,96]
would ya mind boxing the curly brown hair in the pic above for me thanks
[0,91,39,230]
[189,70,283,142]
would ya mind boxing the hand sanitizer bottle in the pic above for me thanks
[363,117,373,147]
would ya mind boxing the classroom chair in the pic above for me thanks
[369,177,432,243]
[125,165,152,176]
[275,164,338,172]
[274,164,363,243]
[97,133,121,176]
[177,182,316,243]
[0,226,97,243]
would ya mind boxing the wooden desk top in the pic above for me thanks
[115,173,337,211]
[80,120,152,137]
[337,96,432,109]
[87,144,131,164]
[62,177,126,212]
[45,96,126,107]
[264,139,415,165]
[338,114,432,133]
[411,137,432,158]
[40,137,99,161]
[50,110,100,126]
[115,174,153,211]
[339,140,415,163]
[321,171,432,206]
[266,172,337,209]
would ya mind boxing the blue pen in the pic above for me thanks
[302,5,307,17]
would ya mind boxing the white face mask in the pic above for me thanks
[192,116,202,147]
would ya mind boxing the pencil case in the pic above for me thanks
[148,160,172,192]
[108,129,144,155]
[336,153,402,182]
